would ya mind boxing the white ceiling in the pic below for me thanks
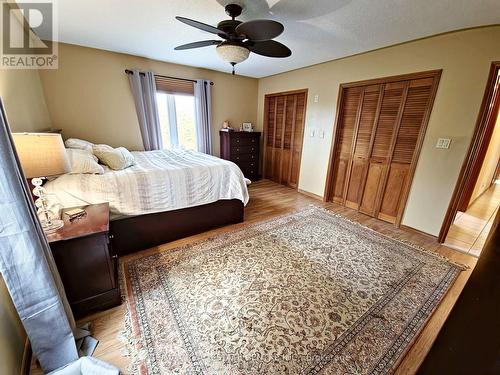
[35,0,500,78]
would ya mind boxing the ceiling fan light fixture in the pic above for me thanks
[216,42,250,64]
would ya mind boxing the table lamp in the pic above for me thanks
[13,133,70,233]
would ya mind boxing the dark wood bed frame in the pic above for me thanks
[109,199,244,255]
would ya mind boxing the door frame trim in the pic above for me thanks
[324,69,442,228]
[262,88,308,189]
[438,61,500,243]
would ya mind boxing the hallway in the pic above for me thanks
[445,181,500,256]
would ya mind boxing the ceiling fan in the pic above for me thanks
[174,3,291,75]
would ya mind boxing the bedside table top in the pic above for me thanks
[46,203,110,243]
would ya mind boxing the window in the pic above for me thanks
[154,75,197,150]
[156,93,197,150]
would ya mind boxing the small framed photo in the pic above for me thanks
[242,122,253,132]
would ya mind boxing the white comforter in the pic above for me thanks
[44,149,249,219]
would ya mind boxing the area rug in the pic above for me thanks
[120,207,463,374]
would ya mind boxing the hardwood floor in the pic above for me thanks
[30,180,477,374]
[445,181,500,256]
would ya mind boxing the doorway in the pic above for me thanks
[262,89,308,189]
[441,62,500,257]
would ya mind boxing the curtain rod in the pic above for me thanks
[124,69,214,86]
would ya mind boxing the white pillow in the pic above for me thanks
[66,148,104,174]
[92,144,135,170]
[65,138,94,151]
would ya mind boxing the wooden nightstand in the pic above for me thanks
[47,203,120,318]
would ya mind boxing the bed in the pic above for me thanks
[44,148,249,254]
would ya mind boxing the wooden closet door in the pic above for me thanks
[288,92,306,188]
[328,70,440,227]
[272,95,286,183]
[378,77,435,223]
[345,84,383,209]
[264,96,277,179]
[263,90,307,188]
[359,81,408,216]
[331,86,363,203]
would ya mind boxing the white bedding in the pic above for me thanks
[44,149,249,219]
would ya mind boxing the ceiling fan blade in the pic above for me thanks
[246,40,291,58]
[176,16,227,37]
[174,40,221,50]
[236,20,284,41]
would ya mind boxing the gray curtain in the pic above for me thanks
[128,70,163,151]
[0,99,78,372]
[194,79,213,154]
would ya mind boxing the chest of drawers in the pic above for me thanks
[220,131,261,181]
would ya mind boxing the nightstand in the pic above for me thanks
[46,203,120,318]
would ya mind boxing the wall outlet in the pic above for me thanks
[314,94,319,103]
[436,138,451,149]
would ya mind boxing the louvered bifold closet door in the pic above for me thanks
[288,92,306,188]
[271,95,286,182]
[329,71,440,226]
[344,85,382,209]
[359,81,408,216]
[331,87,363,203]
[377,77,435,223]
[265,96,277,178]
[263,90,307,188]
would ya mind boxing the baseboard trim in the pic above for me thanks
[400,224,438,240]
[297,189,323,201]
[21,338,31,375]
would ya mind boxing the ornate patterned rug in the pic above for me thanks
[120,207,463,374]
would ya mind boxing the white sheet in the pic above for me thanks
[44,149,249,219]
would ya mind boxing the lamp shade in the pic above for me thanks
[13,133,70,178]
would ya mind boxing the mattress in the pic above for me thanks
[44,149,249,220]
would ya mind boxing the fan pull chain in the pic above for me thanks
[231,62,236,75]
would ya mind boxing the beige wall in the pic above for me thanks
[470,109,500,203]
[39,43,259,155]
[0,68,52,132]
[258,26,500,236]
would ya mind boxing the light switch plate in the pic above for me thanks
[436,138,451,149]
[314,95,319,103]
[310,129,315,137]
[319,130,325,138]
